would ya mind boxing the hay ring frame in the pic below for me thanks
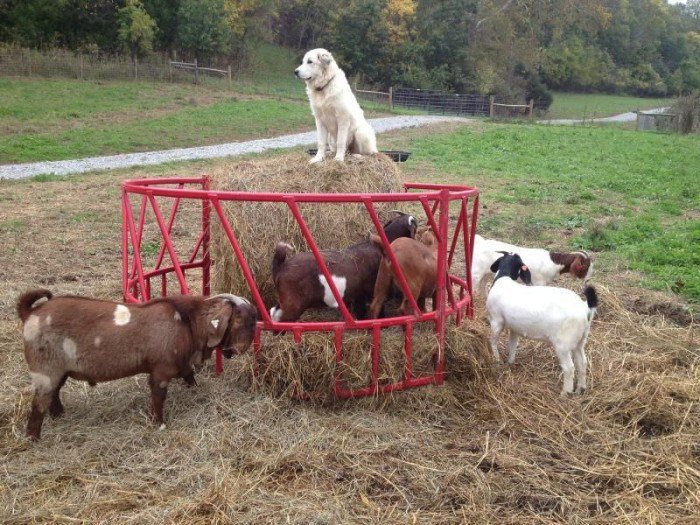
[121,176,479,399]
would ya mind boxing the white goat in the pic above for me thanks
[471,234,592,295]
[486,252,598,396]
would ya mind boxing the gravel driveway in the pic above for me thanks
[0,116,466,181]
[542,106,669,125]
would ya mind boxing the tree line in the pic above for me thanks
[1,0,698,101]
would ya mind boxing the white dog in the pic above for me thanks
[295,48,378,163]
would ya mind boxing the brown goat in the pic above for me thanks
[270,212,418,322]
[369,229,439,318]
[17,289,257,440]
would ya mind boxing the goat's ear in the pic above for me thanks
[318,51,332,65]
[490,256,504,273]
[206,301,233,348]
[519,265,532,285]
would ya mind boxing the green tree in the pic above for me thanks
[177,0,232,59]
[118,0,157,60]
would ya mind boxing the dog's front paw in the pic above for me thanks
[309,155,324,164]
[333,155,345,162]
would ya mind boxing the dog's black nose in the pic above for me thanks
[294,69,299,77]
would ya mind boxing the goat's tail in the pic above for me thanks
[272,242,292,277]
[583,285,598,321]
[17,289,53,322]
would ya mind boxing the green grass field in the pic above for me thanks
[546,92,674,120]
[0,77,319,163]
[395,123,699,303]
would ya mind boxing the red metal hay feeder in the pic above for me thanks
[121,177,479,399]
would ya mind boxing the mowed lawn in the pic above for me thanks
[388,123,699,304]
[546,92,674,120]
[0,77,315,163]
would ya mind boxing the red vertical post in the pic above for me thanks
[202,177,211,296]
[434,189,450,383]
[121,189,129,301]
[371,325,380,393]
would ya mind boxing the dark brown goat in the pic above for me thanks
[17,290,257,440]
[369,229,439,318]
[269,212,418,322]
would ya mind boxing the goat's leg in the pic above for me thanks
[49,374,68,418]
[370,266,391,319]
[489,319,504,363]
[555,346,575,396]
[149,371,173,428]
[573,342,587,394]
[507,331,520,364]
[417,297,426,312]
[181,369,197,388]
[26,391,53,440]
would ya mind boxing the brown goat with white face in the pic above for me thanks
[369,229,439,318]
[17,290,257,440]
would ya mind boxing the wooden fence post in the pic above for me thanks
[79,54,84,80]
[489,96,495,118]
[168,60,173,83]
[528,98,534,119]
[227,64,232,90]
[388,86,393,111]
[134,56,138,80]
[194,58,199,85]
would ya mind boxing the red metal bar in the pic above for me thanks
[434,189,450,383]
[129,196,148,283]
[371,325,380,393]
[333,327,344,396]
[215,348,223,375]
[404,321,413,380]
[121,189,129,300]
[202,177,211,296]
[148,195,189,294]
[123,192,148,301]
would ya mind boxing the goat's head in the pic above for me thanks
[383,211,417,242]
[570,251,592,280]
[490,251,532,285]
[205,294,258,358]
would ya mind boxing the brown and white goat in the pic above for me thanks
[17,289,257,440]
[369,229,439,318]
[471,234,593,295]
[269,212,417,322]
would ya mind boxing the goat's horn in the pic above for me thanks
[496,250,510,255]
[207,293,250,306]
[387,209,406,216]
[573,250,590,258]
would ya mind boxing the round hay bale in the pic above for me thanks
[246,321,493,404]
[208,152,404,306]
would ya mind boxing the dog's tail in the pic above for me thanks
[272,242,292,278]
[17,289,53,322]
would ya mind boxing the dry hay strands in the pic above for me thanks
[248,318,495,405]
[208,152,405,306]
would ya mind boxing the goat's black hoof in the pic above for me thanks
[49,405,65,419]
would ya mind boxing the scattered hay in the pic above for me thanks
[208,152,404,305]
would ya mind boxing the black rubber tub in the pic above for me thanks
[307,149,411,163]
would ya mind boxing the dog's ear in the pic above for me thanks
[318,51,332,65]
